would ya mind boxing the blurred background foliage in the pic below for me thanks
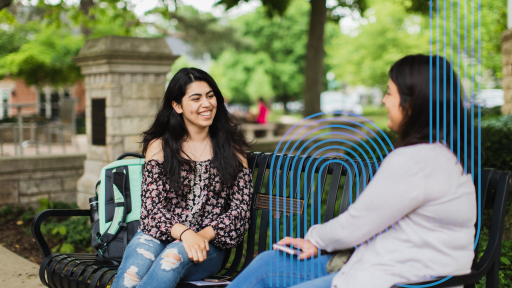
[0,0,505,104]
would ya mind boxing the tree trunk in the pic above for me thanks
[79,0,95,37]
[0,0,12,11]
[303,0,326,118]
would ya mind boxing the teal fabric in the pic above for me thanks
[98,158,145,234]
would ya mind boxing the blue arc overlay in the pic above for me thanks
[267,0,483,284]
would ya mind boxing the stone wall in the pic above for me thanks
[502,29,512,115]
[0,154,86,208]
[73,36,178,208]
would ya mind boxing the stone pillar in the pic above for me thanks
[73,36,179,208]
[502,30,512,115]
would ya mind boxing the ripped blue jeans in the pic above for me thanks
[111,231,226,288]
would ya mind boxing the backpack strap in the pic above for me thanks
[93,167,129,257]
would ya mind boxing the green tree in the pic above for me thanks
[215,0,444,117]
[218,0,370,117]
[0,1,139,86]
[0,0,141,37]
[210,0,340,109]
[210,51,275,104]
[145,5,248,60]
[223,0,309,106]
[327,0,506,91]
[0,25,84,86]
[326,1,430,90]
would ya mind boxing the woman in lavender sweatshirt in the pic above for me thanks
[228,54,478,288]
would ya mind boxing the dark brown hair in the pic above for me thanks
[141,67,251,192]
[389,54,480,174]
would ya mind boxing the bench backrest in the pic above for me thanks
[217,152,379,276]
[217,152,510,281]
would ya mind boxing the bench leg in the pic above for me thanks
[265,129,274,139]
[485,258,500,288]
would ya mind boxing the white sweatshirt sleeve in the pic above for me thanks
[304,148,429,252]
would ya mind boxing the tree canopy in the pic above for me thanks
[326,0,506,90]
[326,1,430,90]
[211,0,311,105]
[0,0,506,98]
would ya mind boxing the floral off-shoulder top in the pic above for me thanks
[139,158,253,249]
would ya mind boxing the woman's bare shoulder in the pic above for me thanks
[146,138,164,161]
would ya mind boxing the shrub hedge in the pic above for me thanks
[481,115,512,172]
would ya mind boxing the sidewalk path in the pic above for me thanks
[0,134,87,157]
[0,245,43,287]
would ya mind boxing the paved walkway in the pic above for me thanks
[0,134,87,157]
[0,245,44,287]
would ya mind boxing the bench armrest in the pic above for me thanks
[31,209,90,259]
[391,271,482,288]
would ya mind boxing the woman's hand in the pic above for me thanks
[181,230,210,263]
[277,237,319,260]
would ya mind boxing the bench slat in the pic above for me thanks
[324,162,344,222]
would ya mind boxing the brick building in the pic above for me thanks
[0,76,86,120]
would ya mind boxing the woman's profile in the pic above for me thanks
[228,54,478,288]
[111,67,253,288]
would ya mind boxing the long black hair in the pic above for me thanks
[141,67,251,192]
[389,54,480,175]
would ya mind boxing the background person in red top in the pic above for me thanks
[247,97,269,124]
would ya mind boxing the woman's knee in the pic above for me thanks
[120,265,141,288]
[249,250,280,267]
[128,233,164,261]
[258,250,278,260]
[159,247,185,271]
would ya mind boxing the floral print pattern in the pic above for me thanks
[139,159,253,249]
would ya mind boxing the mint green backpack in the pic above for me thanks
[90,153,145,261]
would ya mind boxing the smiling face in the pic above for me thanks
[382,79,404,132]
[172,81,217,131]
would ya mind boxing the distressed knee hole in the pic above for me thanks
[138,234,160,246]
[123,266,140,288]
[160,248,182,271]
[137,248,155,261]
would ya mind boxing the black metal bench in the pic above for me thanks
[32,152,511,288]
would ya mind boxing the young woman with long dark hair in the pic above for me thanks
[228,54,478,288]
[111,67,253,288]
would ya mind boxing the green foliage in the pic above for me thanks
[327,0,506,90]
[475,226,512,288]
[477,0,507,87]
[211,51,275,104]
[83,5,140,38]
[146,5,248,59]
[0,204,34,222]
[0,22,36,58]
[0,200,91,254]
[326,1,430,90]
[41,216,92,254]
[36,198,77,214]
[481,115,512,172]
[479,106,503,119]
[217,0,293,16]
[0,25,84,86]
[211,0,336,104]
[498,238,512,287]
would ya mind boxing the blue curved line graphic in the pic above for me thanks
[335,112,395,149]
[303,145,366,203]
[285,125,385,163]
